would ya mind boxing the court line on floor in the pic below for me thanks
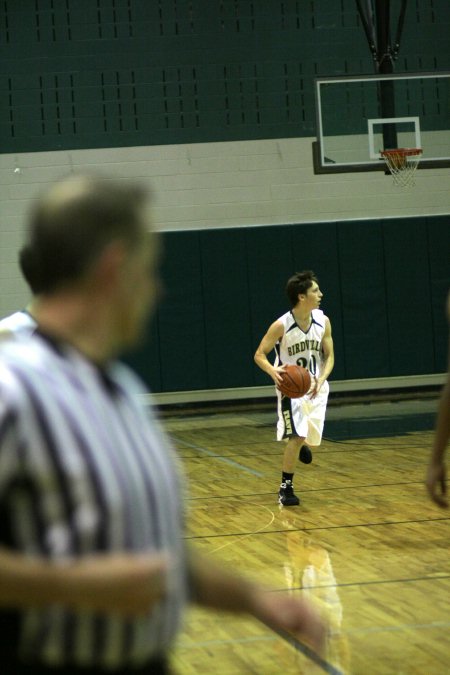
[175,438,264,477]
[282,573,450,594]
[342,618,450,635]
[186,479,428,498]
[176,625,342,674]
[176,634,276,648]
[185,514,449,540]
[209,504,275,554]
[320,573,450,590]
[269,625,344,675]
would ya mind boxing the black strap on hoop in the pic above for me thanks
[392,0,408,60]
[355,0,378,62]
[355,0,409,67]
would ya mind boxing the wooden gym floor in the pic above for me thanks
[162,397,449,674]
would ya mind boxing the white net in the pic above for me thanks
[381,148,422,187]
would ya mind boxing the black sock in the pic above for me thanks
[282,472,294,484]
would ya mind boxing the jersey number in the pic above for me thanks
[296,355,317,375]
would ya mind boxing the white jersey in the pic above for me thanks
[274,309,330,444]
[274,308,328,381]
[0,310,37,340]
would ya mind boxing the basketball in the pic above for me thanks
[277,365,311,398]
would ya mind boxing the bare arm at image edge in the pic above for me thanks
[426,291,450,508]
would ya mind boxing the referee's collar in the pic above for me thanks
[35,329,120,395]
[34,328,66,357]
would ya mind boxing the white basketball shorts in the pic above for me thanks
[276,380,329,446]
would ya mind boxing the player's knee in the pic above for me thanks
[287,435,304,447]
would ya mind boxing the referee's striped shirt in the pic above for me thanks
[0,310,37,340]
[0,332,188,671]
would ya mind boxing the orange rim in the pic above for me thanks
[380,148,422,158]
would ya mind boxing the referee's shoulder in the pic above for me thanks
[0,347,32,411]
[112,359,152,404]
[0,336,49,384]
[0,333,44,360]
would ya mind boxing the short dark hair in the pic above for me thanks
[18,244,44,295]
[286,270,318,307]
[22,175,150,294]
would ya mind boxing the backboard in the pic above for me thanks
[313,71,450,173]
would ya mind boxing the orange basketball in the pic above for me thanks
[278,365,311,398]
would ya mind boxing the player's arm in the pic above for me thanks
[426,293,450,507]
[254,320,286,385]
[0,547,168,615]
[312,316,334,397]
[426,372,450,508]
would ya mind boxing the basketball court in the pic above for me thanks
[163,395,449,674]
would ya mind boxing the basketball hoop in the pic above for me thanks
[380,148,422,187]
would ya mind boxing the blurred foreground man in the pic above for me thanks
[0,175,325,674]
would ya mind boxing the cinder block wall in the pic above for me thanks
[1,138,449,319]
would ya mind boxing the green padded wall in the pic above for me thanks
[158,230,208,391]
[338,221,390,379]
[245,225,295,385]
[123,313,161,391]
[123,215,450,393]
[200,228,254,388]
[382,218,434,375]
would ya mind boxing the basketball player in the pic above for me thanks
[0,177,326,673]
[426,290,450,508]
[254,271,334,506]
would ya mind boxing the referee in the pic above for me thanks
[0,175,325,674]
